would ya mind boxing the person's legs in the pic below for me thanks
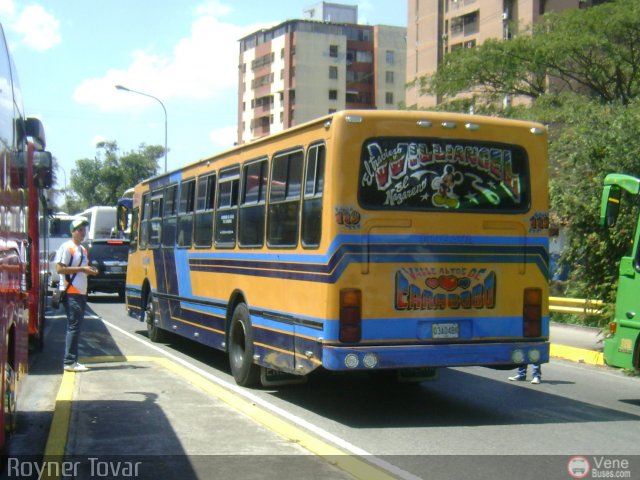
[63,294,86,367]
[508,364,527,381]
[531,363,542,384]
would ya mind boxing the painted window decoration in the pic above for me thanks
[359,138,530,212]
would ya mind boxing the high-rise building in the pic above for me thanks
[237,13,406,144]
[303,1,359,23]
[406,0,607,109]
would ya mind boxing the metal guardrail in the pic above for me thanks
[549,296,605,315]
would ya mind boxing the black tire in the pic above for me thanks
[228,303,261,387]
[145,292,164,343]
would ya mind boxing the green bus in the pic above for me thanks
[600,173,640,369]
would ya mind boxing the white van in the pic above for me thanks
[48,206,117,289]
[77,206,117,240]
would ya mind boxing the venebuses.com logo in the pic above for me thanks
[568,457,590,478]
[568,456,632,479]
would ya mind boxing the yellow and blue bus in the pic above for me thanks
[121,110,550,387]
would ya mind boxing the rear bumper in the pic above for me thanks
[322,341,549,371]
[88,276,126,294]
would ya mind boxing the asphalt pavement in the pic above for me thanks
[1,308,608,480]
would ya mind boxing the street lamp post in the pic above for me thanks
[59,165,69,213]
[115,84,168,173]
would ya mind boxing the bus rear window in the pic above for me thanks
[359,138,530,212]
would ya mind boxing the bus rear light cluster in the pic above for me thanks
[523,288,542,337]
[339,288,361,343]
[608,322,617,335]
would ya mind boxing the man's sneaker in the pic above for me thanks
[64,362,89,372]
[508,375,526,381]
[531,377,541,385]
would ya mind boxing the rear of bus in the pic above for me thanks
[319,111,549,374]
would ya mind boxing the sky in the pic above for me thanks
[0,0,407,194]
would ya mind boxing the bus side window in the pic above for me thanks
[215,166,240,248]
[268,149,303,247]
[130,207,139,251]
[239,158,267,248]
[148,190,164,248]
[301,143,325,248]
[177,179,195,248]
[162,184,178,247]
[194,173,216,247]
[139,192,150,249]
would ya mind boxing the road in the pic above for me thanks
[6,296,640,479]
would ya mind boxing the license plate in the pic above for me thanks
[432,322,459,339]
[107,266,124,274]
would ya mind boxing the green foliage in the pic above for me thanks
[508,95,640,305]
[536,0,640,105]
[69,142,160,209]
[426,35,547,104]
[540,97,640,304]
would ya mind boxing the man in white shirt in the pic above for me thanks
[55,217,97,372]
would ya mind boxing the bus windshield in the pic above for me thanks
[49,217,74,238]
[359,137,530,212]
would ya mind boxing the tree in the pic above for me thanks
[522,96,640,306]
[69,142,160,209]
[425,35,548,106]
[538,0,640,105]
[424,0,640,108]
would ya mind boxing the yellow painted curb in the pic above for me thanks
[46,355,396,480]
[550,344,604,366]
[41,371,76,480]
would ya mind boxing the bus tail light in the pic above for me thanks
[523,288,542,337]
[340,288,361,343]
[608,322,617,335]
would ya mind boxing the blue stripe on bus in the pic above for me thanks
[187,234,549,283]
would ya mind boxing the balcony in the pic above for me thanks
[450,10,479,38]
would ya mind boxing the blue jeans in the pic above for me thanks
[517,363,541,379]
[63,294,87,366]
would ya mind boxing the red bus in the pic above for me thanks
[0,22,52,448]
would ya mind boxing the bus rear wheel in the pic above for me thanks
[145,292,164,343]
[228,303,260,387]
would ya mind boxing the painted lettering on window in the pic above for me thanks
[360,138,529,212]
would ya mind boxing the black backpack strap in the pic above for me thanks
[64,246,84,289]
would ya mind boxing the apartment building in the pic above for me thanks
[237,6,406,144]
[406,0,607,109]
